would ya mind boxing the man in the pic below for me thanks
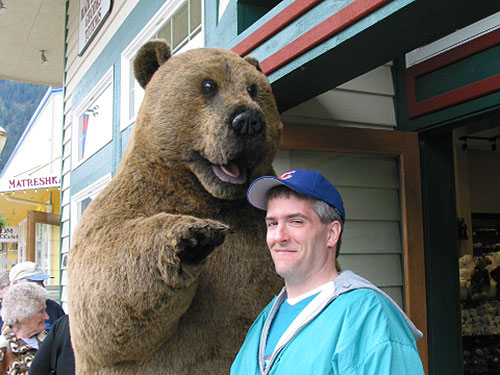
[231,169,424,374]
[28,314,75,375]
[9,262,65,331]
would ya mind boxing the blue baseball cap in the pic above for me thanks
[247,169,345,222]
[9,261,52,283]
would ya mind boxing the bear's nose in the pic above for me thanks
[231,112,264,135]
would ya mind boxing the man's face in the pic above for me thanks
[265,195,340,289]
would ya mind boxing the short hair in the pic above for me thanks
[267,185,343,256]
[0,270,10,290]
[1,282,48,327]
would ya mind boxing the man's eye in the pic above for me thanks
[266,222,276,228]
[291,220,303,225]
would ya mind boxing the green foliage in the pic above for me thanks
[0,213,6,229]
[0,79,50,171]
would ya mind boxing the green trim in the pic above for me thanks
[208,0,500,112]
[237,0,280,34]
[415,44,500,102]
[419,132,463,375]
[58,0,71,303]
[394,57,500,132]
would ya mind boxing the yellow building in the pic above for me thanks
[0,87,62,288]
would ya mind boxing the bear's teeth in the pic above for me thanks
[220,164,240,178]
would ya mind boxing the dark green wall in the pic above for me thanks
[419,131,463,375]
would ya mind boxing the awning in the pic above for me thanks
[0,187,60,226]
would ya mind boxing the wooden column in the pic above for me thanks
[26,210,60,262]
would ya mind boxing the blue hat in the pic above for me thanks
[9,261,52,283]
[247,169,345,221]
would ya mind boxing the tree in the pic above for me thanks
[0,79,49,171]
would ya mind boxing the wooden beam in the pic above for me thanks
[26,210,60,262]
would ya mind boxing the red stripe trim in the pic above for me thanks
[406,28,500,118]
[407,74,500,119]
[260,0,392,75]
[232,0,322,57]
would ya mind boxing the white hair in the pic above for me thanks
[1,282,48,327]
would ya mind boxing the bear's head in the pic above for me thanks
[131,40,283,200]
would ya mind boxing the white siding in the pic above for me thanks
[273,151,404,308]
[281,63,396,130]
[61,0,139,304]
[275,63,404,307]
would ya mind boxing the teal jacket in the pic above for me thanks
[231,271,424,375]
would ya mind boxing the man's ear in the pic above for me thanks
[133,39,172,89]
[327,221,342,250]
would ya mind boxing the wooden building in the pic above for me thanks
[2,1,500,373]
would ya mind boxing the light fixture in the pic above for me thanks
[40,50,49,65]
[491,136,498,151]
[459,136,468,151]
[459,135,500,151]
[0,0,7,14]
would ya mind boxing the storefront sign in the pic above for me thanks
[2,176,60,192]
[79,0,113,55]
[0,227,19,243]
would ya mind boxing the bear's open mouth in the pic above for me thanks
[211,163,247,184]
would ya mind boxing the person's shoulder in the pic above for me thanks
[52,314,69,330]
[335,289,402,323]
[0,335,7,349]
[337,288,387,305]
[46,299,65,312]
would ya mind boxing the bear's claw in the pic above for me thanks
[178,221,231,264]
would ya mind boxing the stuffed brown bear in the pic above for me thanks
[67,40,283,374]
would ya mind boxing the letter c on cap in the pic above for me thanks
[279,170,295,180]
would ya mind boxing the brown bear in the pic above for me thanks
[67,40,283,375]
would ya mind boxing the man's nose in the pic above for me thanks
[273,222,288,242]
[43,312,49,321]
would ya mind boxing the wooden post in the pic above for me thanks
[26,210,60,262]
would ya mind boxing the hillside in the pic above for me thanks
[0,79,50,172]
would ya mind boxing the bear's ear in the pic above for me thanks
[244,56,263,73]
[133,40,172,89]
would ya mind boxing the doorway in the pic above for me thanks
[279,122,428,371]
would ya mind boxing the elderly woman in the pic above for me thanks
[0,282,49,375]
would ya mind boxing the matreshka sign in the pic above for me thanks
[1,176,60,192]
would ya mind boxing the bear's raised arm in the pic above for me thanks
[68,212,229,371]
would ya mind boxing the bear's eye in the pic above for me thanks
[247,84,258,99]
[202,79,218,95]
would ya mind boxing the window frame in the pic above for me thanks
[71,67,114,169]
[70,173,112,236]
[120,0,204,131]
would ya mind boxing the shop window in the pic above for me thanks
[237,0,281,34]
[15,220,54,283]
[70,173,112,236]
[35,223,49,276]
[72,68,113,168]
[120,0,203,131]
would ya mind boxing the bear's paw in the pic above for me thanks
[173,219,231,265]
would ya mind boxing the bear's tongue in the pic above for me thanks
[211,163,246,184]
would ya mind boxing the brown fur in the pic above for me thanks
[67,40,283,374]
